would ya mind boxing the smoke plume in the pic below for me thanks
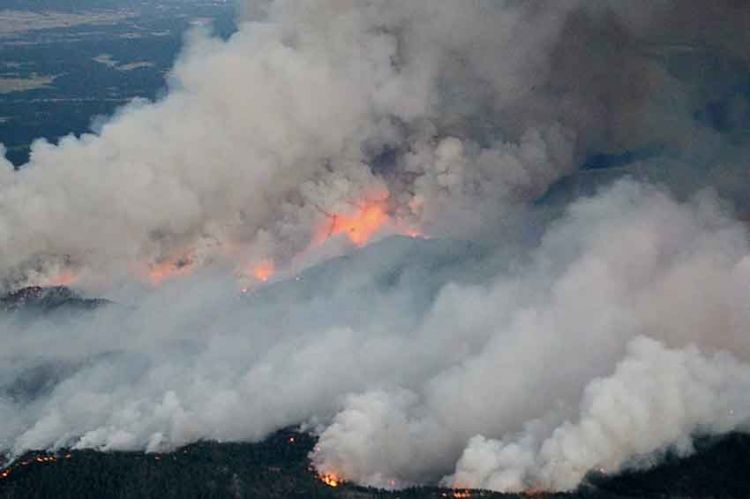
[2,0,750,493]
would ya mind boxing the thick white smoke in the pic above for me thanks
[4,181,750,492]
[0,0,589,288]
[311,182,750,490]
[6,0,742,288]
[2,0,750,494]
[449,337,750,491]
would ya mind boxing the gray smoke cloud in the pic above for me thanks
[312,182,750,490]
[4,181,750,493]
[2,0,750,493]
[0,0,583,287]
[449,336,750,491]
[6,0,744,287]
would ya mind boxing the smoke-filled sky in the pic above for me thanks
[2,0,750,493]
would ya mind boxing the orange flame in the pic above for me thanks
[146,256,194,285]
[319,472,342,488]
[318,202,390,247]
[523,488,547,497]
[44,270,78,287]
[251,260,275,282]
[1,453,62,481]
[46,198,424,290]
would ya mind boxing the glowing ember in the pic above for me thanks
[318,202,390,247]
[146,257,194,285]
[0,453,64,481]
[523,488,547,497]
[43,270,78,287]
[83,200,423,290]
[251,260,275,282]
[319,472,342,488]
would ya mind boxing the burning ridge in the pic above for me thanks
[1,0,750,495]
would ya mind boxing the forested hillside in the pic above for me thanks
[2,430,749,498]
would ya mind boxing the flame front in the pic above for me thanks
[24,198,422,292]
[319,472,341,488]
[146,256,194,285]
[0,453,71,481]
[317,202,390,247]
[44,270,78,287]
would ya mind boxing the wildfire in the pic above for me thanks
[523,488,548,497]
[317,202,391,247]
[145,256,194,285]
[251,260,275,282]
[26,198,423,292]
[0,453,70,481]
[43,269,78,287]
[403,228,424,239]
[319,472,342,488]
[440,491,473,499]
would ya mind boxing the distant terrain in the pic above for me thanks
[0,0,236,166]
